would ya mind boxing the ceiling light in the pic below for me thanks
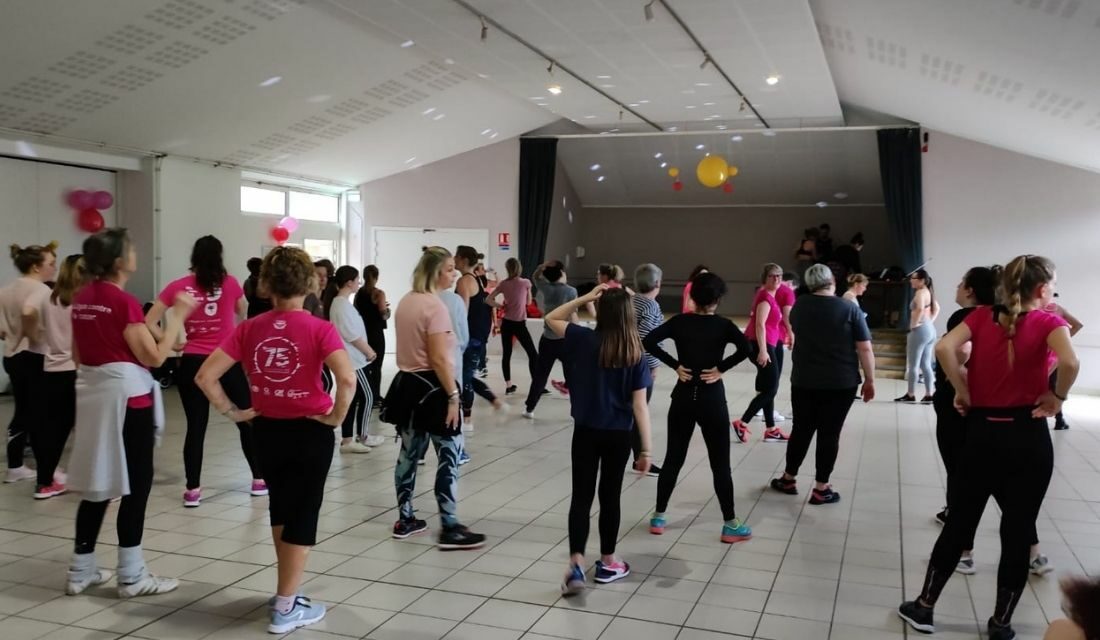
[609,128,620,132]
[405,156,417,164]
[682,89,696,94]
[444,58,455,65]
[710,114,721,118]
[628,103,640,107]
[480,128,492,135]
[644,0,656,22]
[422,107,436,115]
[597,175,606,182]
[816,201,828,208]
[695,82,711,87]
[716,125,727,130]
[654,152,662,158]
[685,105,696,109]
[731,135,743,142]
[695,144,705,150]
[547,84,562,95]
[600,84,615,88]
[400,40,415,48]
[834,192,848,199]
[590,163,601,171]
[477,73,490,79]
[307,94,331,103]
[703,101,715,106]
[489,132,499,138]
[597,75,612,80]
[762,129,776,136]
[583,115,596,119]
[668,126,678,131]
[480,16,488,41]
[259,76,282,87]
[432,113,445,120]
[639,99,650,104]
[765,74,780,85]
[660,162,667,168]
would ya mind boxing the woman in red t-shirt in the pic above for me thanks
[681,264,708,314]
[733,263,789,443]
[197,246,355,634]
[899,255,1079,639]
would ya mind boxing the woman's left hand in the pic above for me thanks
[699,367,723,384]
[226,408,259,423]
[1032,391,1063,418]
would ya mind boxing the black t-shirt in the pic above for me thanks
[832,244,862,275]
[933,307,974,398]
[642,313,751,397]
[789,294,871,389]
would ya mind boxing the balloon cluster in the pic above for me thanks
[66,190,113,233]
[271,216,299,244]
[667,156,740,193]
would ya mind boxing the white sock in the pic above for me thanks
[117,545,147,584]
[69,552,97,579]
[274,594,296,614]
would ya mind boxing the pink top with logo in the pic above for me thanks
[744,287,782,347]
[963,306,1069,407]
[72,281,151,408]
[158,274,244,355]
[221,310,344,419]
[394,292,456,373]
[774,284,796,342]
[494,277,532,322]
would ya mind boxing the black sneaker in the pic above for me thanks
[438,525,486,550]
[540,388,551,396]
[634,461,661,477]
[988,618,1016,640]
[392,518,428,539]
[1054,419,1069,430]
[919,395,934,404]
[898,600,935,634]
[770,477,798,495]
[505,385,517,395]
[894,394,916,403]
[808,486,841,505]
[934,509,948,526]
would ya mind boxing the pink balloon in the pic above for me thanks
[278,216,299,232]
[67,190,93,210]
[92,191,114,210]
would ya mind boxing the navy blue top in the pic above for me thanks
[465,274,493,342]
[563,324,651,430]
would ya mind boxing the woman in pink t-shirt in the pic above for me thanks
[733,263,790,443]
[899,255,1079,638]
[488,257,538,395]
[197,246,354,634]
[146,235,260,507]
[682,264,708,314]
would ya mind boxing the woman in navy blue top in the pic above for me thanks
[545,284,653,596]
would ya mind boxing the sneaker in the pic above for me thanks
[540,388,551,396]
[118,573,180,598]
[987,618,1017,640]
[361,435,386,447]
[721,519,752,543]
[897,600,935,634]
[772,411,786,422]
[4,465,35,483]
[269,596,326,634]
[417,458,426,466]
[476,368,488,379]
[438,525,486,550]
[458,450,471,466]
[340,441,372,454]
[636,462,661,477]
[594,560,631,584]
[894,394,916,403]
[561,563,586,596]
[551,380,569,396]
[1029,554,1054,576]
[463,415,475,432]
[66,568,113,596]
[732,420,750,443]
[809,486,841,505]
[33,482,67,499]
[392,519,429,539]
[649,514,666,535]
[1054,419,1069,430]
[934,509,948,526]
[250,480,269,497]
[505,385,517,395]
[182,488,201,508]
[522,410,535,419]
[770,477,798,495]
[955,556,976,575]
[763,428,789,443]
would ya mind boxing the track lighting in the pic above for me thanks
[739,98,747,113]
[547,60,554,74]
[480,16,488,42]
[644,0,656,22]
[699,55,710,70]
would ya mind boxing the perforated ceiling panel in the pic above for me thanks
[145,0,215,30]
[1,77,70,104]
[146,41,209,69]
[56,89,119,114]
[193,16,255,45]
[48,52,117,79]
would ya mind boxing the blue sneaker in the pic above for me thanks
[561,563,586,596]
[594,560,630,584]
[268,596,326,634]
[720,519,752,544]
[649,514,666,535]
[458,450,471,466]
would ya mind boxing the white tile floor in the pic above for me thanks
[1,358,1098,640]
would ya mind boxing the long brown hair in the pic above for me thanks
[998,255,1055,336]
[595,288,642,368]
[51,254,88,306]
[1061,575,1100,639]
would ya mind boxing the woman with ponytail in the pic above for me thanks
[896,268,940,403]
[328,265,383,453]
[899,255,1079,640]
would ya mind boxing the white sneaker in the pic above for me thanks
[4,465,36,483]
[340,442,372,454]
[772,411,786,422]
[522,411,535,420]
[118,574,179,598]
[361,435,386,448]
[66,568,113,596]
[269,596,326,634]
[1029,554,1054,576]
[463,417,474,433]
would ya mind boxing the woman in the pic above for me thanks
[732,263,789,444]
[585,264,632,318]
[354,265,389,404]
[843,273,869,305]
[1044,301,1083,430]
[314,259,337,318]
[243,257,272,318]
[1,242,57,483]
[385,246,484,549]
[489,257,538,396]
[35,254,88,499]
[682,265,709,314]
[548,284,653,594]
[67,228,193,598]
[436,261,471,466]
[794,228,818,289]
[898,255,1079,640]
[328,265,383,453]
[769,265,875,505]
[1043,576,1099,640]
[454,247,501,429]
[197,246,355,634]
[147,236,261,507]
[644,272,753,544]
[523,261,578,420]
[896,268,940,403]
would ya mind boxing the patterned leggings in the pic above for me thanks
[395,426,464,528]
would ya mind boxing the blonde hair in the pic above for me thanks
[505,257,522,279]
[760,262,783,283]
[51,254,88,306]
[261,246,315,298]
[413,246,452,293]
[999,255,1056,337]
[847,273,869,287]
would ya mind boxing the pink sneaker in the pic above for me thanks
[763,428,790,443]
[551,380,569,396]
[250,480,269,497]
[732,420,751,444]
[183,488,201,507]
[33,482,67,499]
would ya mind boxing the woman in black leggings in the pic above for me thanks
[489,257,538,395]
[733,263,789,443]
[899,255,1079,640]
[643,272,753,544]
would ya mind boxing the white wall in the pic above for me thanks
[924,130,1100,392]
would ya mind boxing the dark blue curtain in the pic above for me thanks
[877,128,923,328]
[518,138,557,277]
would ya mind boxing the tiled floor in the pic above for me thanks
[2,358,1098,640]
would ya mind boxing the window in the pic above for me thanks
[241,184,340,224]
[304,238,337,263]
[241,185,286,216]
[290,191,339,223]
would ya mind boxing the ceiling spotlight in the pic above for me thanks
[654,152,662,158]
[400,40,415,48]
[421,107,436,115]
[695,82,711,87]
[731,135,743,142]
[695,144,705,150]
[444,58,455,65]
[480,16,488,41]
[716,125,728,130]
[259,76,282,87]
[834,192,849,199]
[590,163,601,171]
[766,74,780,85]
[583,115,596,119]
[597,75,612,80]
[816,201,828,208]
[481,128,492,135]
[432,113,445,120]
[405,156,417,164]
[619,109,624,120]
[601,83,616,88]
[668,126,678,131]
[644,0,656,22]
[597,175,606,182]
[547,84,562,95]
[738,99,747,113]
[700,55,711,70]
[762,129,777,136]
[547,60,555,74]
[639,99,650,104]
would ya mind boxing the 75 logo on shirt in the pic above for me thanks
[253,336,302,383]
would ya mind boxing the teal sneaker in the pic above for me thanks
[268,596,326,634]
[720,519,752,544]
[649,514,666,535]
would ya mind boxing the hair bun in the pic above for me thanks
[9,244,22,260]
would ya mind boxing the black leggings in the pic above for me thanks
[75,407,155,553]
[785,387,856,484]
[341,365,374,440]
[254,417,334,546]
[4,351,44,469]
[500,319,537,382]
[568,426,631,556]
[934,393,976,549]
[525,336,567,412]
[177,354,259,489]
[630,383,655,461]
[740,344,779,428]
[657,387,737,521]
[39,370,76,486]
[367,332,385,403]
[918,409,1053,626]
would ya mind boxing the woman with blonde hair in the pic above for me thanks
[896,268,940,403]
[732,263,790,444]
[842,273,869,304]
[489,257,538,395]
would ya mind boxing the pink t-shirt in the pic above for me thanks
[494,277,532,322]
[158,274,244,355]
[72,281,151,408]
[395,292,456,372]
[963,306,1069,407]
[221,310,344,419]
[681,281,694,314]
[744,288,782,346]
[774,284,796,342]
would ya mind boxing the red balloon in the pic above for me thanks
[78,208,104,233]
[723,182,733,193]
[68,190,93,210]
[271,226,290,244]
[672,180,683,191]
[92,191,114,210]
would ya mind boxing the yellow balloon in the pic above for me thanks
[728,165,739,177]
[668,167,680,178]
[696,155,729,188]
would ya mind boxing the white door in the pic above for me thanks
[371,227,490,353]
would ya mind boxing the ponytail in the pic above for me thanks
[10,241,58,274]
[998,255,1056,336]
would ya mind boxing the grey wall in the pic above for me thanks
[543,158,582,272]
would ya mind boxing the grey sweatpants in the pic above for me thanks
[907,322,936,396]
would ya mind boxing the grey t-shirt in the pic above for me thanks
[538,280,578,339]
[790,294,871,389]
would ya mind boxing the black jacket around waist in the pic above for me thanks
[380,370,455,436]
